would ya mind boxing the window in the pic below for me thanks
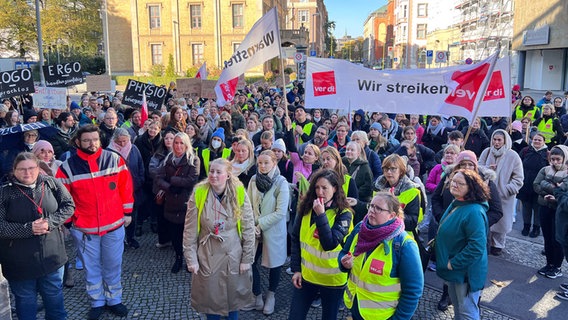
[298,10,309,23]
[233,42,241,53]
[192,43,204,64]
[416,24,427,39]
[190,5,201,29]
[417,3,428,17]
[149,5,161,29]
[232,4,244,28]
[403,5,407,18]
[151,44,162,65]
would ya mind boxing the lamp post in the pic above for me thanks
[311,12,320,56]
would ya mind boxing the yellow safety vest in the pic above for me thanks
[537,118,555,143]
[299,208,353,286]
[515,105,539,121]
[344,232,413,319]
[194,185,245,237]
[398,188,423,225]
[342,174,352,195]
[292,122,315,144]
[201,148,232,174]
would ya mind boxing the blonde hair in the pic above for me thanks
[167,132,198,167]
[234,139,255,163]
[346,141,367,161]
[196,158,244,219]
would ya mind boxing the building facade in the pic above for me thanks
[513,0,568,91]
[362,0,395,68]
[285,0,328,58]
[392,0,430,69]
[106,0,286,75]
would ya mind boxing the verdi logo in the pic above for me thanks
[312,71,336,96]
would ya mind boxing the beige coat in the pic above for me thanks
[183,186,255,316]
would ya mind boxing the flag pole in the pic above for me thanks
[275,7,288,119]
[463,45,501,144]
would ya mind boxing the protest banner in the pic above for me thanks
[0,68,34,99]
[201,80,217,99]
[86,74,112,92]
[42,62,84,87]
[123,79,167,110]
[304,56,511,118]
[176,78,202,100]
[33,86,67,109]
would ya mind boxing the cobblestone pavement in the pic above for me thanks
[18,225,524,320]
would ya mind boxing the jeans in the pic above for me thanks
[540,206,564,267]
[205,311,238,319]
[522,198,540,227]
[251,245,282,296]
[447,281,481,320]
[287,279,343,320]
[9,266,66,320]
[71,226,125,307]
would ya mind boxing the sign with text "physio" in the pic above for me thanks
[305,56,511,118]
[123,79,167,110]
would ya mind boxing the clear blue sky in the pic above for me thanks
[326,0,388,38]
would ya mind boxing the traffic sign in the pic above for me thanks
[435,51,447,63]
[465,57,473,65]
[310,50,317,57]
[293,52,305,63]
[426,50,433,57]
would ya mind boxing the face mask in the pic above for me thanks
[211,140,222,149]
[314,117,321,122]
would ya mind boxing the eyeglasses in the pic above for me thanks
[367,203,390,214]
[15,166,38,173]
[451,179,467,187]
[384,167,399,173]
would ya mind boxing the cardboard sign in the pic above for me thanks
[122,79,167,110]
[0,68,35,99]
[33,86,67,109]
[176,78,202,99]
[86,74,112,92]
[201,80,217,99]
[42,62,84,87]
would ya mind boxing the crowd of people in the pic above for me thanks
[1,81,568,319]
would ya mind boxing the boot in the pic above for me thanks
[529,226,541,238]
[135,224,143,237]
[521,224,531,236]
[150,218,158,233]
[437,284,452,311]
[63,262,75,288]
[171,256,182,274]
[263,291,275,315]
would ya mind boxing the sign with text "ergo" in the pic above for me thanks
[42,62,84,87]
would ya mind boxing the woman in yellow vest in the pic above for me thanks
[183,158,255,319]
[339,192,423,319]
[287,169,353,320]
[373,154,424,233]
[533,104,564,148]
[197,127,231,180]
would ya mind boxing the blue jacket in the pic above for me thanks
[364,146,382,181]
[435,200,489,292]
[339,221,423,320]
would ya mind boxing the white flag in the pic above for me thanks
[215,7,281,105]
[195,62,208,79]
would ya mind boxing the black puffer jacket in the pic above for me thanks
[0,175,75,281]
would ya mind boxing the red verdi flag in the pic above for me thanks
[195,62,208,79]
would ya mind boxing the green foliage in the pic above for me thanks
[44,52,105,74]
[149,64,164,78]
[284,67,294,75]
[264,71,274,82]
[184,66,199,78]
[165,54,175,77]
[0,0,37,57]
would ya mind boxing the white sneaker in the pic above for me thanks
[155,241,172,248]
[263,291,275,315]
[285,267,294,275]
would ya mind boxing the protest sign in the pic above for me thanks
[33,86,67,109]
[123,79,167,109]
[0,68,34,99]
[42,62,84,87]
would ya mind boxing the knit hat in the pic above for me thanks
[456,150,478,170]
[370,122,382,131]
[511,120,522,132]
[512,84,521,92]
[23,109,37,123]
[212,127,225,141]
[32,140,54,155]
[272,138,286,153]
[70,101,81,111]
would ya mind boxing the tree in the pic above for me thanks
[0,0,37,57]
[165,53,175,77]
[324,21,337,57]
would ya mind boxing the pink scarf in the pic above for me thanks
[353,216,405,256]
[109,140,132,160]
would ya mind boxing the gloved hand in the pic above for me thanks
[187,264,199,273]
[123,216,132,227]
[240,263,251,274]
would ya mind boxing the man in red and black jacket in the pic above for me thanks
[56,124,134,320]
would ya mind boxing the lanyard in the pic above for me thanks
[16,183,45,216]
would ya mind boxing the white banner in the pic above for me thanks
[215,7,281,105]
[305,57,511,118]
[33,86,67,109]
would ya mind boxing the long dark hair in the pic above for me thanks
[298,169,351,216]
[450,169,490,202]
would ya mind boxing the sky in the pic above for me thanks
[326,0,388,38]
